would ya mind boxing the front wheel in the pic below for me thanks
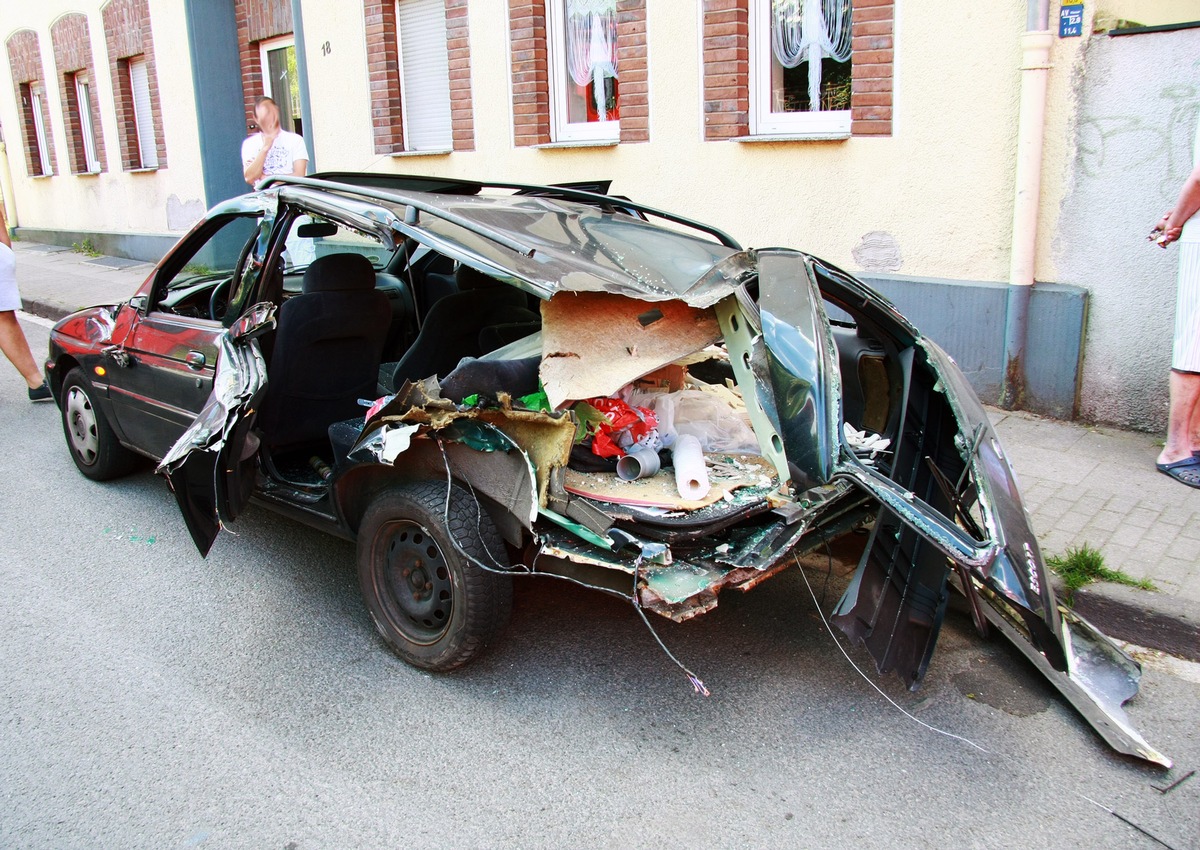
[60,367,137,481]
[357,481,513,671]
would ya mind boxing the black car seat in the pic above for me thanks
[258,253,390,450]
[388,264,535,389]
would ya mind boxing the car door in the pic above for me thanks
[158,303,275,556]
[157,194,404,555]
[106,214,262,460]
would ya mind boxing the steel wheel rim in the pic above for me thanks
[377,520,454,645]
[65,386,99,466]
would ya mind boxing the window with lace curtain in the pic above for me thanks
[750,0,853,136]
[546,0,619,142]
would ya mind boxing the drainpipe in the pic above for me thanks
[0,141,17,231]
[1000,0,1052,409]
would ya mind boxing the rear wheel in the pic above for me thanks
[357,481,513,671]
[60,367,137,481]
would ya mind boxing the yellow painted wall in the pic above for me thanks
[298,0,1034,284]
[3,0,1195,279]
[0,0,206,236]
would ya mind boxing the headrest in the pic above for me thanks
[455,264,501,291]
[302,253,376,294]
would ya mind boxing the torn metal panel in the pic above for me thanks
[540,291,721,408]
[408,195,751,307]
[474,409,575,507]
[157,303,276,556]
[756,249,842,490]
[713,295,793,490]
[970,581,1171,767]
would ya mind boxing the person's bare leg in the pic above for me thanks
[0,310,43,388]
[1189,374,1200,455]
[1158,369,1200,464]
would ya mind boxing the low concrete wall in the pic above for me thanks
[13,228,175,264]
[863,274,1087,420]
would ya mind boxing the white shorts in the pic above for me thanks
[0,243,20,312]
[1174,240,1200,373]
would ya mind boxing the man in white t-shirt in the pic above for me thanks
[241,95,309,185]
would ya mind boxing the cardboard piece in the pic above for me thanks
[540,292,721,408]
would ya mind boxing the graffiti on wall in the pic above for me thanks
[1077,85,1198,202]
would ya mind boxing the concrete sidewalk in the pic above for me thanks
[11,239,1199,660]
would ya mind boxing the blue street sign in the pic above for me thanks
[1060,4,1084,37]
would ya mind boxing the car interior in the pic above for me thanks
[149,203,902,524]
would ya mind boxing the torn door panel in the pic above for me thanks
[796,261,1168,765]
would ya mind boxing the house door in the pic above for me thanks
[260,35,302,135]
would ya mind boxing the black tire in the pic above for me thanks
[60,367,138,481]
[357,480,513,671]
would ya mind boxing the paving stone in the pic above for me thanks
[1122,506,1161,529]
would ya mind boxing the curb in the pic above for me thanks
[1064,581,1200,663]
[22,299,72,323]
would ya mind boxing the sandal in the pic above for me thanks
[1156,456,1200,489]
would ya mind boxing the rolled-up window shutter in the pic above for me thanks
[397,0,453,151]
[130,58,158,168]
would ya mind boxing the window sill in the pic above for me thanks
[389,148,452,158]
[30,173,54,180]
[734,133,851,143]
[532,140,619,150]
[72,170,102,177]
[127,166,159,174]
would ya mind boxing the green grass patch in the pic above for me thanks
[1047,543,1155,603]
[71,238,101,257]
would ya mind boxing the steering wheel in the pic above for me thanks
[208,277,232,321]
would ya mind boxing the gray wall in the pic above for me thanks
[1054,26,1200,432]
[864,274,1086,420]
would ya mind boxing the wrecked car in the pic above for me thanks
[45,173,1168,767]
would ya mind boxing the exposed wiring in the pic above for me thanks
[796,552,1190,848]
[793,553,991,754]
[631,554,709,696]
[402,454,1186,847]
[1077,795,1184,850]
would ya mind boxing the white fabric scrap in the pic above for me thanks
[844,423,891,462]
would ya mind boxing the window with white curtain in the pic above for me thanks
[75,74,101,173]
[546,0,619,143]
[30,84,53,175]
[129,57,158,168]
[396,0,453,151]
[750,0,852,136]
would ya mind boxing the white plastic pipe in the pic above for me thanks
[672,434,710,501]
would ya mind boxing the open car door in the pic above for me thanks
[158,303,276,557]
[754,253,1169,767]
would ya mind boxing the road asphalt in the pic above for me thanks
[9,238,1198,662]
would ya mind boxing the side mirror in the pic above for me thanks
[129,294,149,313]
